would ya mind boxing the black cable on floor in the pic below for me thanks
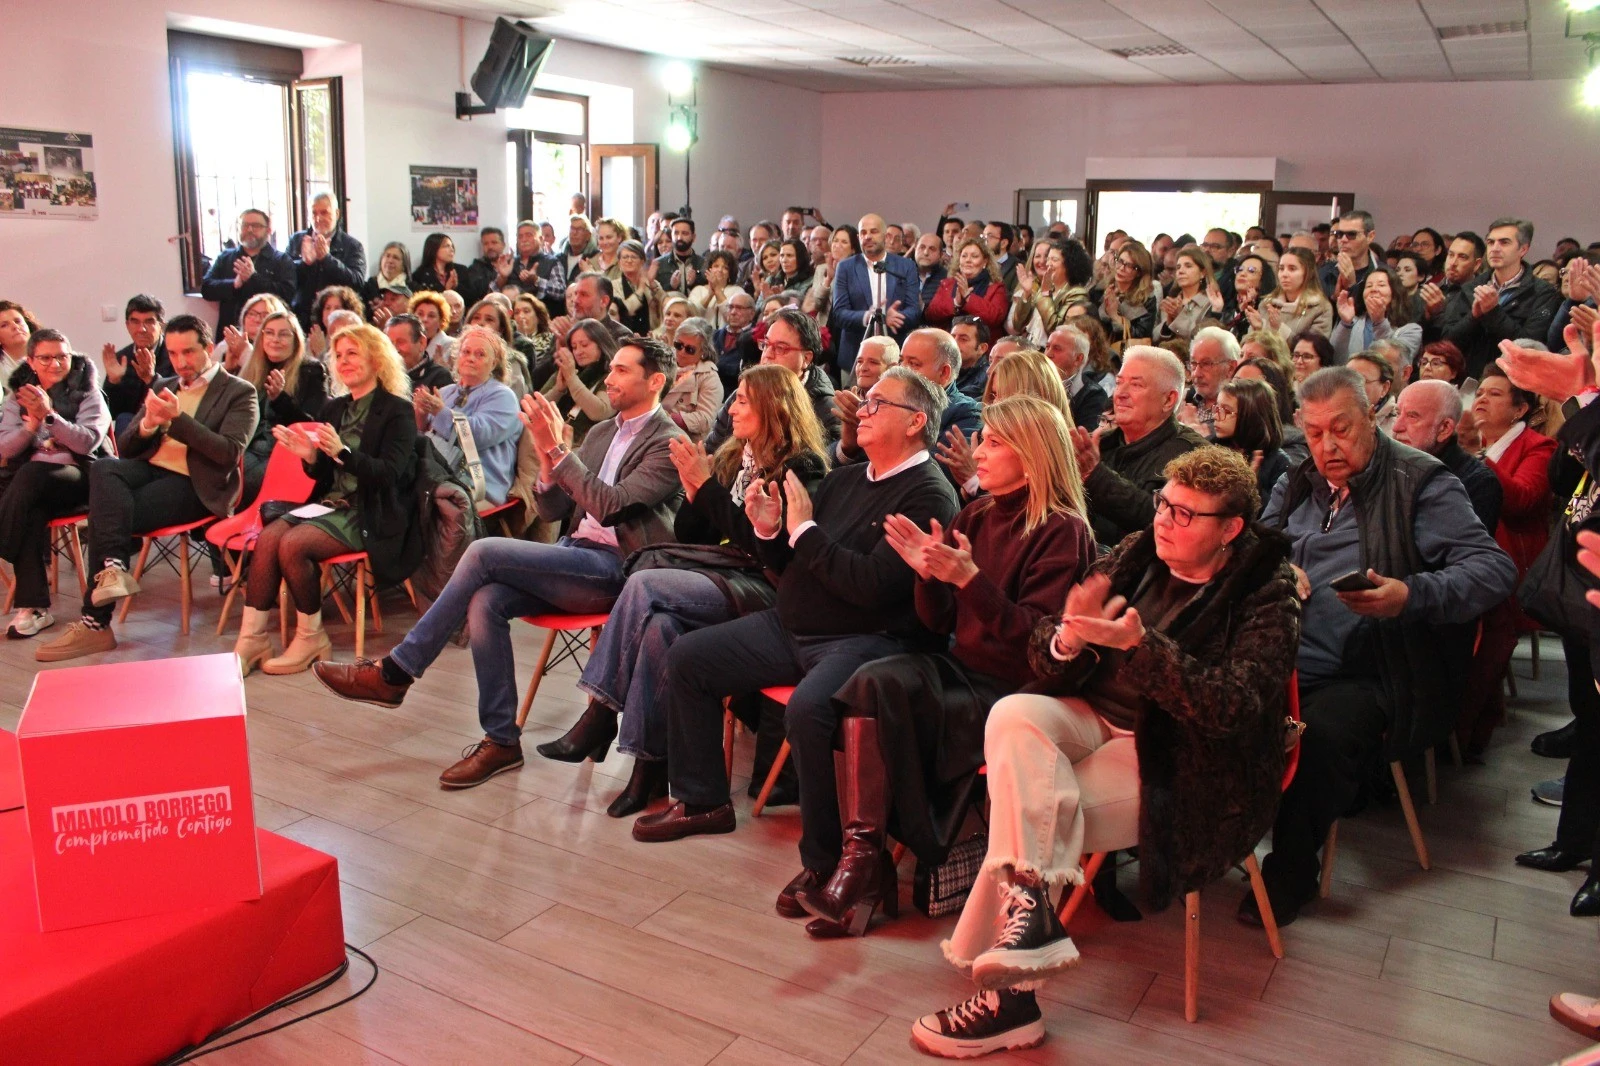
[151,943,378,1065]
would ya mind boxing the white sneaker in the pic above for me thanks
[209,573,236,594]
[7,608,54,639]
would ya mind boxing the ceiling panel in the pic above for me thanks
[390,0,1590,92]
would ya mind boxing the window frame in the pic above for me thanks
[509,89,589,224]
[1084,179,1273,253]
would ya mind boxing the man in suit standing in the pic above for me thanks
[287,193,367,329]
[312,337,686,790]
[831,214,921,385]
[37,315,259,661]
[200,208,298,336]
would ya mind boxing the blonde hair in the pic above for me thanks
[238,293,288,336]
[953,237,1003,285]
[980,395,1087,533]
[328,324,410,399]
[407,290,451,330]
[450,325,509,382]
[241,310,307,396]
[983,348,1072,425]
[596,217,628,242]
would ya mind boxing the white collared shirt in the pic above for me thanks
[862,252,888,311]
[1484,420,1526,464]
[570,407,654,549]
[784,449,930,546]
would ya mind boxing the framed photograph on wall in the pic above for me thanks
[410,165,479,229]
[0,127,96,220]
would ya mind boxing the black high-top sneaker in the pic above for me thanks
[910,989,1044,1059]
[970,882,1079,990]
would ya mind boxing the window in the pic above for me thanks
[168,31,346,293]
[1085,181,1269,253]
[507,90,589,226]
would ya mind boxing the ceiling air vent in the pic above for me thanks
[837,55,918,67]
[1110,44,1193,58]
[1436,20,1527,40]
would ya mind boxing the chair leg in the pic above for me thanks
[1319,822,1338,899]
[751,740,790,817]
[323,564,354,625]
[1447,733,1462,769]
[1183,890,1201,1023]
[117,538,155,624]
[367,566,383,636]
[1505,662,1519,699]
[1243,854,1284,959]
[353,560,367,660]
[403,579,419,612]
[1531,630,1541,679]
[279,581,291,647]
[722,700,735,783]
[67,526,87,596]
[515,628,560,728]
[1390,761,1431,870]
[1056,851,1108,928]
[1424,748,1438,805]
[215,546,248,636]
[177,534,192,635]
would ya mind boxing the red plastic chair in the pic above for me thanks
[207,430,318,635]
[2,513,89,615]
[514,613,610,727]
[1056,670,1302,1023]
[115,515,217,635]
[719,686,796,817]
[477,498,523,538]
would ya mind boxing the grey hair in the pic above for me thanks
[1405,378,1463,423]
[1121,345,1187,397]
[1300,365,1368,409]
[860,335,901,365]
[1057,326,1091,359]
[879,365,948,453]
[910,328,962,381]
[1489,216,1534,248]
[1513,337,1549,352]
[675,316,714,349]
[1191,326,1241,363]
[311,191,337,209]
[326,309,362,333]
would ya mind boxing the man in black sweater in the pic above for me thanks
[199,208,298,335]
[639,368,959,905]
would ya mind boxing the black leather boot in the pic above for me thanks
[535,700,617,763]
[794,717,897,936]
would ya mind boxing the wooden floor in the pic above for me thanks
[2,566,1598,1066]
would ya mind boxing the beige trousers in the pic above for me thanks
[943,693,1140,971]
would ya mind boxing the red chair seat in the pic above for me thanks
[520,612,612,632]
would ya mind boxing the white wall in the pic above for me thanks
[0,0,821,346]
[819,79,1600,257]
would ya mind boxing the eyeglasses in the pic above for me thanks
[29,352,70,364]
[1418,356,1453,369]
[1332,229,1364,240]
[1116,258,1139,270]
[1200,242,1227,252]
[859,395,920,419]
[1187,359,1231,371]
[758,339,804,359]
[673,341,700,353]
[1152,491,1233,527]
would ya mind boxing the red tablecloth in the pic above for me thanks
[0,809,345,1066]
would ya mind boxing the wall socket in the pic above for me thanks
[100,304,119,322]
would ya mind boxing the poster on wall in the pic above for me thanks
[410,165,478,229]
[0,127,97,220]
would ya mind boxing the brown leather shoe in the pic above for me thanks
[632,800,735,843]
[439,737,525,789]
[312,658,409,708]
[776,867,833,918]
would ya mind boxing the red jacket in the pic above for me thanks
[1485,425,1557,576]
[925,275,1008,338]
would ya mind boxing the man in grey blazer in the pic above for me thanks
[313,336,686,789]
[39,315,258,661]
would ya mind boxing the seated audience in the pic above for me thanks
[913,447,1299,1059]
[360,241,413,321]
[1415,339,1470,391]
[233,324,419,675]
[634,370,958,927]
[1153,246,1216,344]
[408,290,453,366]
[1332,265,1421,362]
[851,336,900,394]
[1179,326,1242,438]
[1075,346,1206,546]
[312,338,684,788]
[413,326,521,507]
[1390,379,1502,532]
[36,315,258,662]
[0,301,41,398]
[949,316,991,400]
[654,296,693,345]
[1457,362,1557,759]
[100,294,172,431]
[512,293,558,369]
[409,233,460,296]
[1289,328,1338,386]
[706,308,840,449]
[1010,239,1092,344]
[239,310,331,504]
[713,290,759,392]
[388,314,453,393]
[1348,350,1399,434]
[289,193,366,329]
[796,396,1095,938]
[307,286,366,358]
[1261,247,1333,340]
[1252,367,1515,926]
[661,318,724,442]
[0,329,111,639]
[217,292,287,375]
[1214,376,1288,509]
[462,298,534,397]
[614,240,665,335]
[925,238,1009,339]
[544,364,828,816]
[1043,327,1109,431]
[1096,240,1159,344]
[1222,253,1276,338]
[542,318,618,446]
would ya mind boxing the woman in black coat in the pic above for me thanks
[233,324,419,677]
[409,233,459,294]
[1214,376,1288,511]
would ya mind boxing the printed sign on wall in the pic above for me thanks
[410,165,479,229]
[0,127,96,220]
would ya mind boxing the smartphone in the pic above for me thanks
[951,201,971,214]
[1328,570,1378,593]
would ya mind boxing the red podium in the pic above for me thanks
[18,654,261,931]
[0,729,19,813]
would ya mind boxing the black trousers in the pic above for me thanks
[1262,677,1387,898]
[84,459,210,624]
[665,609,902,872]
[0,462,88,609]
[1556,631,1600,861]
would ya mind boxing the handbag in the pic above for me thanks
[258,499,298,524]
[1517,473,1594,635]
[913,833,988,918]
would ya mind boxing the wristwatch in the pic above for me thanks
[545,442,569,463]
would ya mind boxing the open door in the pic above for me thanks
[1015,187,1085,241]
[588,144,658,232]
[1263,190,1355,239]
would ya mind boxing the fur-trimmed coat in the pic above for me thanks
[1026,524,1301,911]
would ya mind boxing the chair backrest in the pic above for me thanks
[1282,670,1301,792]
[258,423,321,507]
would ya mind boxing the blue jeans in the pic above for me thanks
[390,536,625,745]
[577,568,733,762]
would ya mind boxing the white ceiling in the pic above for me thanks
[393,0,1595,91]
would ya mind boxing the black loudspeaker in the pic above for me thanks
[456,19,553,118]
